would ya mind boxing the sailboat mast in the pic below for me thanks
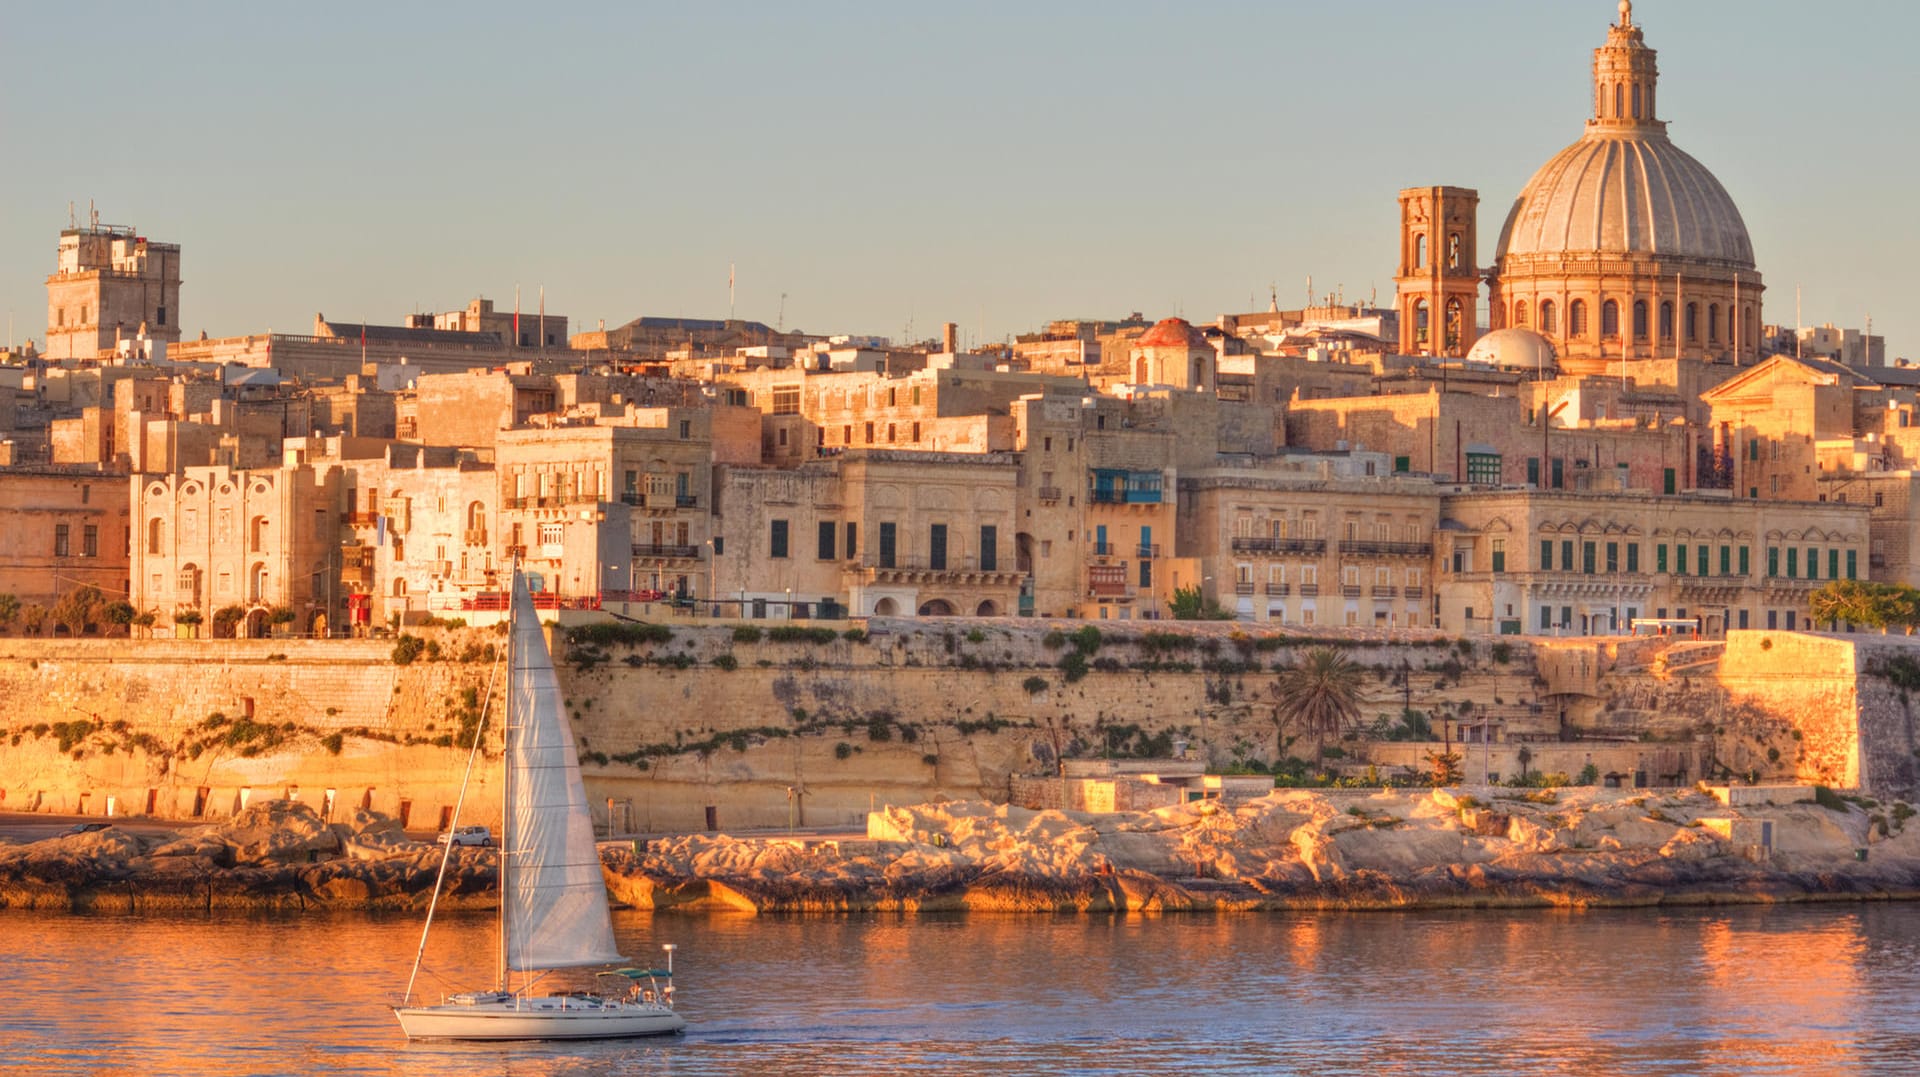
[498,577,513,993]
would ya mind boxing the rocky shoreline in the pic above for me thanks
[5,789,1919,915]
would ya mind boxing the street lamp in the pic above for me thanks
[705,538,717,618]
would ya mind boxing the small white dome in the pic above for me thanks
[1468,328,1558,372]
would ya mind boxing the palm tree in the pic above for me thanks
[1270,647,1364,762]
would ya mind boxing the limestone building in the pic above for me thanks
[0,467,131,619]
[1434,488,1868,637]
[714,450,1026,618]
[44,221,181,361]
[131,464,344,636]
[1177,457,1442,629]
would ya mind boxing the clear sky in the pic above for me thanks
[3,0,1913,355]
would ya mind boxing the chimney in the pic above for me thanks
[942,322,959,354]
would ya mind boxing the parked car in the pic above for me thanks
[67,822,112,834]
[437,825,495,847]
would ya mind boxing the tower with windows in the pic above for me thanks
[44,217,182,360]
[1394,186,1480,358]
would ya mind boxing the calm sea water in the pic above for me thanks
[3,903,1917,1076]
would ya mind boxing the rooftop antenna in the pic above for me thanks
[68,201,76,228]
[778,292,788,333]
[1305,276,1313,307]
[89,200,99,230]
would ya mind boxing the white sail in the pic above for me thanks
[503,575,625,971]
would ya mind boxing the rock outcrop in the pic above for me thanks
[8,787,1920,915]
[603,787,1920,913]
[0,803,495,913]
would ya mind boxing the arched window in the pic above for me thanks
[1514,300,1529,327]
[1659,301,1674,342]
[1632,84,1642,119]
[1444,298,1463,351]
[249,516,268,554]
[1708,303,1721,342]
[250,563,269,603]
[1413,299,1430,346]
[1414,234,1427,269]
[1541,300,1558,335]
[1615,84,1624,118]
[1632,300,1648,341]
[147,518,165,555]
[1685,302,1699,341]
[1192,356,1206,385]
[1447,233,1462,269]
[1602,300,1620,339]
[1568,300,1587,337]
[177,564,202,599]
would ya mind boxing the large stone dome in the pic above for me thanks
[1483,2,1764,369]
[1495,131,1754,268]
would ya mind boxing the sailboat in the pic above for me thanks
[394,571,687,1040]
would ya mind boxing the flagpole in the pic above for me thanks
[538,285,545,357]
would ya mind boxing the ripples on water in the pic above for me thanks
[5,905,1920,1076]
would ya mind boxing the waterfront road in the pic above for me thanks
[0,812,866,847]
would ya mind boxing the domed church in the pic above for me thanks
[1395,2,1764,374]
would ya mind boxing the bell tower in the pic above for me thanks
[1393,186,1479,358]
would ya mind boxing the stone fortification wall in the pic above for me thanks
[0,621,1541,832]
[5,620,1915,831]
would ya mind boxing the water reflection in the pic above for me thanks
[3,905,1919,1075]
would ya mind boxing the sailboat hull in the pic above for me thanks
[395,998,686,1041]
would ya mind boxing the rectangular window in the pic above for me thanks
[1465,452,1501,485]
[1698,546,1709,577]
[929,524,947,571]
[1626,543,1639,573]
[879,523,897,568]
[1740,546,1750,576]
[1540,605,1552,630]
[1738,609,1749,630]
[1786,548,1798,578]
[769,386,801,415]
[1767,546,1778,577]
[1848,550,1858,580]
[1527,458,1541,487]
[1719,546,1731,576]
[1561,540,1573,571]
[1552,458,1564,489]
[1582,542,1596,575]
[53,524,70,557]
[1491,538,1506,573]
[1657,544,1669,573]
[1540,539,1552,571]
[1806,547,1818,580]
[770,519,789,559]
[1829,549,1839,581]
[713,535,724,557]
[980,525,997,572]
[845,522,858,560]
[817,521,836,561]
[1139,559,1152,589]
[83,524,98,557]
[1676,545,1689,576]
[1605,542,1618,574]
[1663,468,1677,495]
